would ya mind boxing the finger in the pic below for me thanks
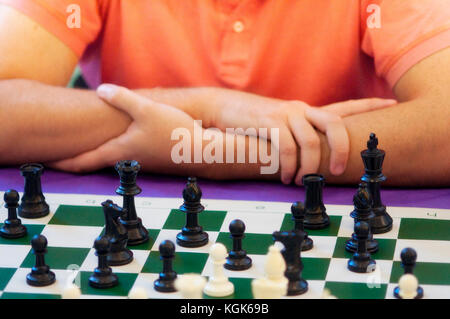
[288,116,321,185]
[305,108,349,175]
[46,139,123,173]
[97,84,150,119]
[272,126,298,185]
[322,98,397,117]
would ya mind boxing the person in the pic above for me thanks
[0,0,449,187]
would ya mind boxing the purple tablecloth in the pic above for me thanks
[0,167,449,209]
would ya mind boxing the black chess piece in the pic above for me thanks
[18,164,50,219]
[154,240,177,292]
[291,201,313,251]
[361,133,393,234]
[26,234,56,287]
[393,247,424,299]
[102,200,133,266]
[224,219,252,271]
[347,221,376,273]
[0,190,27,239]
[273,230,308,295]
[302,174,330,229]
[89,236,119,289]
[176,177,209,248]
[115,160,149,246]
[345,183,378,254]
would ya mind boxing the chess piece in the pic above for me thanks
[291,201,313,251]
[154,240,178,292]
[393,247,424,298]
[89,236,119,289]
[273,230,308,296]
[26,234,56,287]
[322,288,337,299]
[361,133,393,233]
[204,243,234,297]
[396,274,420,299]
[62,284,82,299]
[115,160,149,246]
[345,183,379,253]
[128,287,148,299]
[251,245,288,299]
[175,274,207,299]
[224,219,252,271]
[102,200,133,266]
[0,189,27,238]
[176,177,209,248]
[302,174,330,229]
[347,221,376,273]
[18,163,50,218]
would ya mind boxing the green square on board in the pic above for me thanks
[325,281,387,299]
[398,218,450,241]
[1,292,61,299]
[49,205,104,227]
[78,271,138,297]
[141,251,209,275]
[0,224,45,246]
[21,246,90,270]
[129,229,160,251]
[280,214,342,236]
[390,261,450,285]
[332,237,397,260]
[216,232,274,255]
[162,209,227,232]
[303,258,330,281]
[0,268,17,290]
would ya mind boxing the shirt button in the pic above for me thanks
[233,20,245,33]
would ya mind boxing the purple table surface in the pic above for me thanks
[0,167,449,209]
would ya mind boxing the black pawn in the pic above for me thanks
[102,200,133,266]
[115,160,149,246]
[394,248,423,299]
[224,219,252,271]
[176,177,209,248]
[361,133,393,234]
[347,221,376,273]
[26,235,56,287]
[89,236,119,289]
[345,183,378,254]
[302,174,330,229]
[273,230,308,295]
[291,202,313,251]
[18,163,50,219]
[154,240,177,292]
[0,190,27,239]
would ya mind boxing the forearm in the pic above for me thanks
[0,79,131,164]
[321,98,450,186]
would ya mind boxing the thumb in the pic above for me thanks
[322,98,397,117]
[46,139,123,173]
[97,84,150,119]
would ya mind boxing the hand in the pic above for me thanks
[215,94,397,185]
[47,84,198,173]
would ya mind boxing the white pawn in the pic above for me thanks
[398,274,419,299]
[62,283,81,299]
[252,245,288,299]
[322,288,337,299]
[129,286,148,299]
[175,274,207,299]
[203,243,235,297]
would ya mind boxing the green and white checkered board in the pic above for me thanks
[0,192,449,299]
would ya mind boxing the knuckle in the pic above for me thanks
[280,145,297,157]
[302,136,320,149]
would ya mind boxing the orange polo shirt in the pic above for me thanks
[2,0,450,106]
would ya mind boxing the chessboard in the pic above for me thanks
[0,192,449,299]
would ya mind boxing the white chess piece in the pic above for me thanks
[398,274,419,299]
[175,274,207,299]
[62,283,81,299]
[128,286,148,299]
[203,243,235,297]
[322,288,337,299]
[251,245,288,299]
